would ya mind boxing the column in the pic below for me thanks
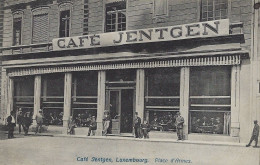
[96,71,106,136]
[136,69,145,122]
[231,65,240,137]
[1,69,7,124]
[42,78,47,101]
[63,73,72,128]
[180,67,190,140]
[6,76,14,117]
[33,75,41,125]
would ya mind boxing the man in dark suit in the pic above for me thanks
[175,112,184,141]
[7,111,16,139]
[246,120,259,147]
[133,112,141,138]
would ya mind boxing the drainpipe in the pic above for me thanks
[251,0,259,130]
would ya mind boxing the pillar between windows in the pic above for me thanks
[231,65,240,137]
[180,67,190,140]
[63,73,72,128]
[1,69,7,124]
[136,69,145,122]
[96,71,106,136]
[6,76,14,117]
[33,75,41,125]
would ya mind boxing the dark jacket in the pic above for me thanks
[253,124,260,137]
[134,116,141,128]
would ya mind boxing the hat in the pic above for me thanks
[92,116,96,118]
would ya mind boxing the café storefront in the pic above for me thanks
[2,19,248,139]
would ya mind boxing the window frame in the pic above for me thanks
[58,3,72,38]
[12,11,23,46]
[199,0,231,22]
[153,0,168,18]
[105,1,127,33]
[31,6,50,44]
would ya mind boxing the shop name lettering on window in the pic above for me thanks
[53,19,229,51]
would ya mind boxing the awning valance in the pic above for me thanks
[8,55,241,77]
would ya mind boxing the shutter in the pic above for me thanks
[32,13,48,44]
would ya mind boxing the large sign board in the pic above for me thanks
[52,19,230,51]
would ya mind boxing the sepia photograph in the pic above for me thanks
[0,0,259,165]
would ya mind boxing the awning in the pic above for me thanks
[8,55,241,77]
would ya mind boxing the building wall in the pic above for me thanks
[0,0,256,142]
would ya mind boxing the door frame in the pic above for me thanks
[105,86,135,134]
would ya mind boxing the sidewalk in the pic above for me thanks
[1,130,251,149]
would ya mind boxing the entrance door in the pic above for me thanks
[107,89,134,134]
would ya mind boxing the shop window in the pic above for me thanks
[189,66,231,135]
[154,0,168,17]
[105,1,126,32]
[201,0,228,21]
[145,68,180,132]
[72,72,98,127]
[13,76,34,115]
[41,74,64,126]
[83,0,89,35]
[32,7,49,44]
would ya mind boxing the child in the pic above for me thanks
[141,120,150,139]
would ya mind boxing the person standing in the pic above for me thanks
[23,112,32,135]
[88,116,97,136]
[17,108,23,134]
[102,111,111,136]
[141,120,150,139]
[35,109,44,134]
[133,112,141,138]
[246,120,259,147]
[7,111,16,139]
[67,116,76,135]
[175,112,184,141]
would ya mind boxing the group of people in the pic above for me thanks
[67,114,97,136]
[6,108,33,138]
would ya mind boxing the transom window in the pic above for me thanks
[105,2,126,32]
[201,0,228,21]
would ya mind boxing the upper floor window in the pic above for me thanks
[105,1,126,32]
[154,0,168,17]
[32,7,49,44]
[83,0,89,35]
[201,0,228,21]
[59,3,72,37]
[13,11,23,46]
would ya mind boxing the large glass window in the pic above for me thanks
[201,0,228,21]
[189,66,231,135]
[145,68,180,132]
[41,74,64,126]
[72,72,98,127]
[105,2,126,32]
[13,76,34,116]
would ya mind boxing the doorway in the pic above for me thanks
[107,89,134,134]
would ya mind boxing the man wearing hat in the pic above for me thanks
[35,109,44,134]
[88,116,97,136]
[133,112,141,138]
[175,112,184,141]
[246,120,259,147]
[17,108,23,134]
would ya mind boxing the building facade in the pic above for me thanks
[0,0,259,143]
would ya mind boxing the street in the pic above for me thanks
[0,132,259,165]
